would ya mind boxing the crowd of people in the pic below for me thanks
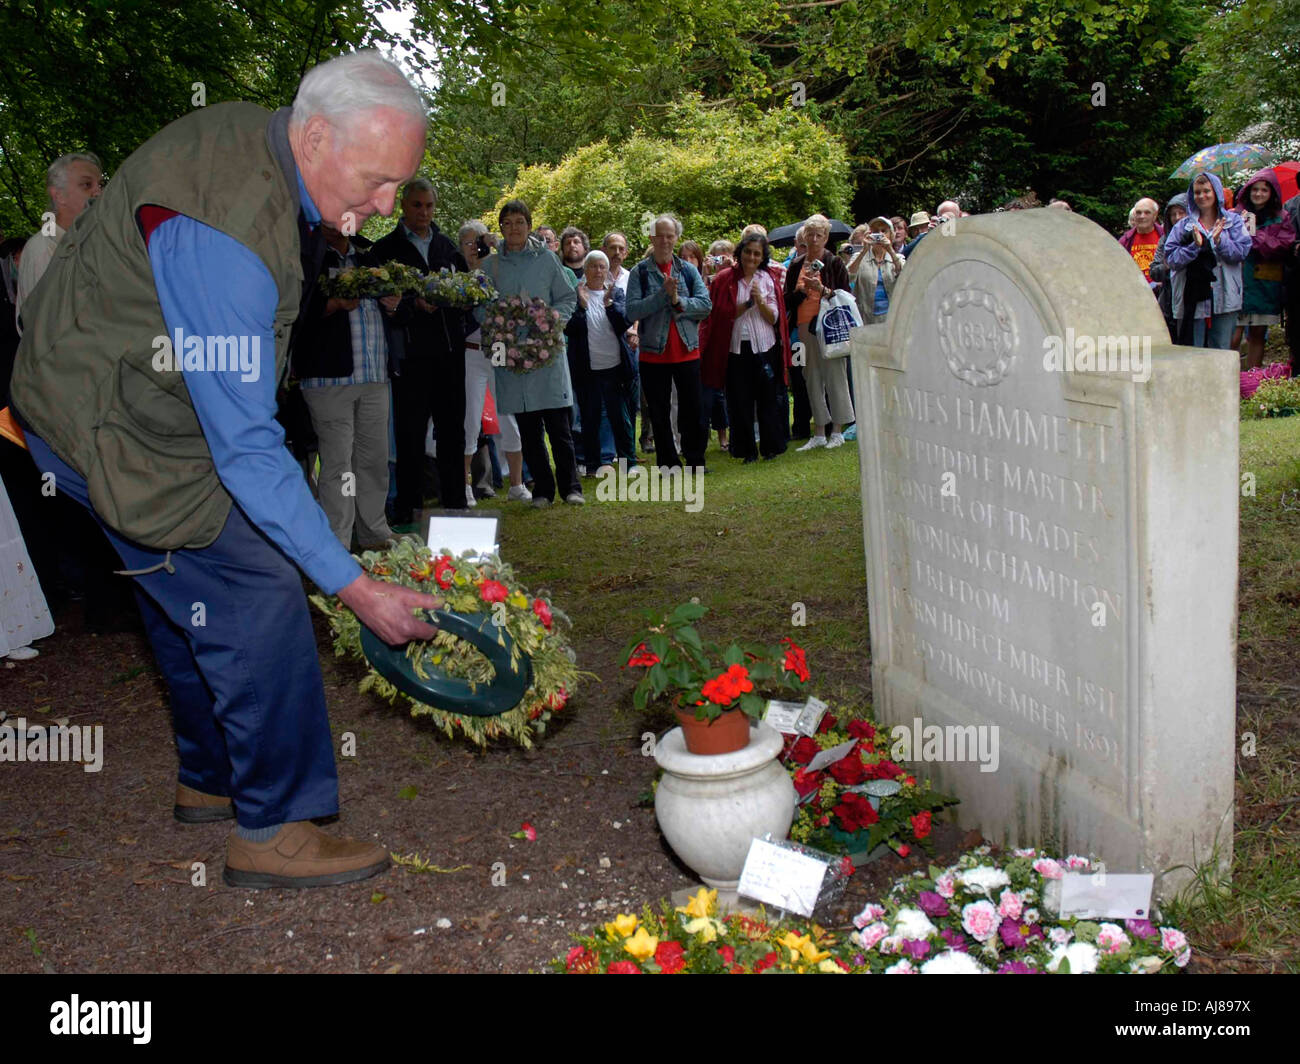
[2,47,1300,890]
[5,131,1300,671]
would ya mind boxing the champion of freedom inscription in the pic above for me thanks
[844,210,1237,892]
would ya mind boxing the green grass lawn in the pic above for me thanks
[491,411,1300,972]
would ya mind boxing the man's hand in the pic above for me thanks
[337,573,443,646]
[626,328,639,350]
[662,273,678,303]
[415,296,435,314]
[378,293,401,313]
[326,297,360,315]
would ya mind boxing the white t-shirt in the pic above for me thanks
[729,270,777,354]
[14,223,64,334]
[580,286,622,371]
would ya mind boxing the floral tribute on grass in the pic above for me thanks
[479,295,565,374]
[321,262,427,298]
[423,267,498,309]
[553,888,852,974]
[310,538,584,748]
[780,705,957,859]
[848,846,1193,974]
[554,855,1195,974]
[623,601,810,722]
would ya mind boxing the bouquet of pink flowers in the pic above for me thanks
[480,296,565,374]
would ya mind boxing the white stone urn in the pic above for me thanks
[654,721,796,890]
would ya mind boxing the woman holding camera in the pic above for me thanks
[847,217,904,326]
[783,214,853,450]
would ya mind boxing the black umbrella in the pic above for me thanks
[767,218,853,248]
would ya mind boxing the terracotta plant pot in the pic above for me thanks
[674,706,752,755]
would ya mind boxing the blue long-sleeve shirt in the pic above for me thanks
[146,177,361,594]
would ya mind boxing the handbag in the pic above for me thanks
[817,288,864,358]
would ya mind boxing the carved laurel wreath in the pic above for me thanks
[936,286,1018,387]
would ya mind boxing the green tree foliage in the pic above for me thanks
[496,98,852,252]
[1189,0,1300,148]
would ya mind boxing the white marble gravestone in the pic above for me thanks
[841,210,1236,897]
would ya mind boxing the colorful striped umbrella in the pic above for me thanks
[1171,143,1276,183]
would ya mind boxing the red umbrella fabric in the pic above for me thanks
[1275,162,1299,204]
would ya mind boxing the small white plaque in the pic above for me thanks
[737,838,829,917]
[796,696,829,736]
[763,700,805,734]
[1058,872,1155,920]
[426,515,498,560]
[806,737,857,772]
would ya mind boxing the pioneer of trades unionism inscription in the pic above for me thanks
[841,209,1237,896]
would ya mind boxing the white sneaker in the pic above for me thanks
[465,484,477,507]
[797,435,828,451]
[577,464,587,477]
[564,492,586,505]
[595,464,616,476]
[4,646,38,661]
[826,432,846,449]
[531,497,552,509]
[507,484,533,502]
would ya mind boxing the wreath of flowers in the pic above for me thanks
[310,538,587,748]
[479,295,565,374]
[553,855,1196,974]
[321,262,427,299]
[423,268,498,309]
[780,705,958,859]
[848,846,1193,974]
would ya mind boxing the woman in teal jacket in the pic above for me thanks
[1230,168,1296,368]
[477,199,582,506]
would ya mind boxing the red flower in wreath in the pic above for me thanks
[753,951,779,973]
[817,713,838,734]
[847,719,876,741]
[654,940,686,974]
[787,736,821,766]
[478,579,509,603]
[792,766,823,799]
[828,751,868,786]
[781,638,811,683]
[864,758,904,781]
[911,810,932,839]
[532,598,553,630]
[832,792,879,833]
[626,642,659,668]
[606,961,641,974]
[565,946,599,973]
[433,555,456,589]
[547,686,568,712]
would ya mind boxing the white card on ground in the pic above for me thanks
[737,838,828,917]
[796,696,829,736]
[764,700,805,734]
[807,737,857,772]
[1058,872,1155,919]
[426,515,498,560]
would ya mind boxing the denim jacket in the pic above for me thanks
[624,254,712,356]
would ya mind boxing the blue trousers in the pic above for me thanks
[25,433,339,828]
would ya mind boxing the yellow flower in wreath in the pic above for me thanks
[603,913,638,941]
[675,887,717,919]
[623,926,659,962]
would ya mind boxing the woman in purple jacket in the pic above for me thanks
[1229,168,1296,368]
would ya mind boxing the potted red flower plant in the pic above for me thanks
[625,601,811,754]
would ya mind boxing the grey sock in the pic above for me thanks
[236,823,283,842]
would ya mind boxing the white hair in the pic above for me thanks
[584,249,609,269]
[291,50,426,134]
[47,152,102,192]
[402,176,436,204]
[652,213,683,239]
[458,219,488,242]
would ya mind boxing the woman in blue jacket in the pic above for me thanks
[1164,170,1252,350]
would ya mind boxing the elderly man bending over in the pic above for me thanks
[10,50,440,889]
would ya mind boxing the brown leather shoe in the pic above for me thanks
[223,822,390,889]
[174,782,235,824]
